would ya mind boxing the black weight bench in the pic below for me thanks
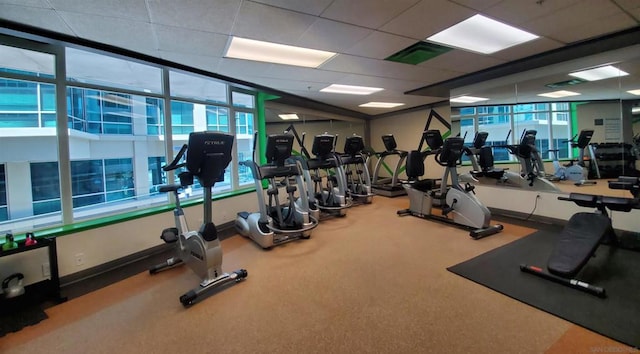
[521,185,639,298]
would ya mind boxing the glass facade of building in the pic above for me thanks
[0,40,257,233]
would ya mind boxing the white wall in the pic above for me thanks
[576,101,623,143]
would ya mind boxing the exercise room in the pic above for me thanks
[1,1,639,353]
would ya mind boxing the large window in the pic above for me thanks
[0,37,257,234]
[453,102,573,163]
[31,158,135,216]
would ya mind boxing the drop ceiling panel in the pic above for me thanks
[240,76,335,92]
[296,18,372,52]
[521,0,625,40]
[248,0,333,16]
[449,0,503,11]
[262,66,347,85]
[343,31,417,60]
[154,26,229,58]
[489,37,564,61]
[380,0,475,39]
[232,1,316,44]
[320,0,421,29]
[322,54,460,82]
[542,13,637,44]
[59,11,157,53]
[0,5,76,36]
[48,0,150,21]
[483,0,582,26]
[615,0,640,10]
[147,0,241,34]
[0,0,51,7]
[215,57,274,78]
[337,73,430,92]
[420,50,505,75]
[159,50,221,73]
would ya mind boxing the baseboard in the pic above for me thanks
[489,207,567,231]
[60,220,238,287]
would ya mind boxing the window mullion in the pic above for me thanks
[53,44,74,225]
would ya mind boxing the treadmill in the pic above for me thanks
[371,134,408,197]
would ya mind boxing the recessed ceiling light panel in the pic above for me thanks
[359,102,405,108]
[628,89,640,96]
[450,96,489,103]
[537,90,581,98]
[426,14,539,54]
[320,84,383,95]
[569,65,629,81]
[225,37,336,68]
[278,114,299,120]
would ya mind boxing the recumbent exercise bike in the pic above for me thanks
[149,131,247,307]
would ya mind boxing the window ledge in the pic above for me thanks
[8,188,255,242]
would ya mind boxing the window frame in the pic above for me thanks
[0,33,259,236]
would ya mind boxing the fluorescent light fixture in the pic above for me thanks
[225,37,336,68]
[632,107,640,114]
[426,14,539,54]
[627,89,640,96]
[569,65,629,81]
[450,96,489,103]
[537,90,581,98]
[278,114,299,120]
[359,102,405,108]
[320,84,383,95]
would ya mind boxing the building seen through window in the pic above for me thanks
[0,41,257,233]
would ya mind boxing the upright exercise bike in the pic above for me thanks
[398,130,503,239]
[150,131,248,307]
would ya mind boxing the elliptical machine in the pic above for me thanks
[397,130,503,239]
[149,131,248,307]
[340,134,374,205]
[304,133,351,217]
[235,133,318,249]
[284,125,350,220]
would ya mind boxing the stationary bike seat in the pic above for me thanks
[547,212,612,278]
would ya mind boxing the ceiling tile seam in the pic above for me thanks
[227,0,245,41]
[144,0,155,24]
[611,0,640,24]
[53,9,80,38]
[144,0,159,52]
[364,0,423,31]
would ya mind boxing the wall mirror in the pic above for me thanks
[263,101,367,158]
[449,43,640,197]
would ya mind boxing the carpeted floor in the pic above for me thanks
[0,196,633,353]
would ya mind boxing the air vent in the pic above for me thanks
[545,78,586,89]
[385,41,452,65]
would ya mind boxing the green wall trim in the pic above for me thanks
[570,102,582,157]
